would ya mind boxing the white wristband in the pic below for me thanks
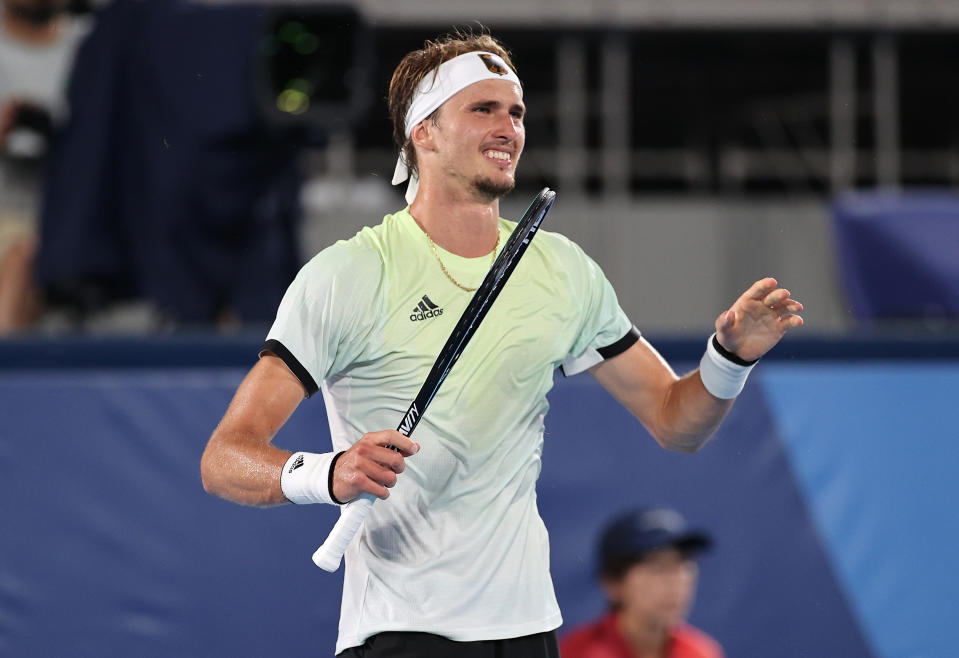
[280,451,342,505]
[699,333,757,399]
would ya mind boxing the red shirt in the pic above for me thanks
[560,612,724,658]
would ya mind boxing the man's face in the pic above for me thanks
[419,77,525,203]
[603,547,699,630]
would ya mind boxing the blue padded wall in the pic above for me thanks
[1,354,956,657]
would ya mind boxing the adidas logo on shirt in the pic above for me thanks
[410,295,444,321]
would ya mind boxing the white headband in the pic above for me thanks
[391,51,522,204]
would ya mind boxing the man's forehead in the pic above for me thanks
[445,78,524,106]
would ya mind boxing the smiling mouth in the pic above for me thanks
[483,149,512,165]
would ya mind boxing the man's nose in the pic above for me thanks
[494,112,519,139]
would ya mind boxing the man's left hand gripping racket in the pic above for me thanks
[312,187,557,572]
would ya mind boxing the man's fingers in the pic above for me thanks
[761,288,792,308]
[344,471,391,500]
[358,462,398,490]
[332,425,426,502]
[770,299,804,317]
[361,429,420,457]
[360,459,403,499]
[391,438,421,458]
[715,309,735,332]
[780,314,804,329]
[334,449,403,502]
[352,441,409,475]
[746,277,778,301]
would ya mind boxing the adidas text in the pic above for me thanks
[410,308,444,321]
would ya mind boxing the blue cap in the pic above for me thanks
[598,507,712,574]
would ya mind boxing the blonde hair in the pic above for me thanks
[387,30,517,178]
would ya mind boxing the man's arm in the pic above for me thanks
[200,353,419,507]
[200,355,306,506]
[590,278,803,453]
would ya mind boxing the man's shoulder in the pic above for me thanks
[496,218,589,266]
[670,623,724,658]
[521,223,579,252]
[518,226,607,286]
[303,209,408,271]
[303,236,379,273]
[297,227,388,290]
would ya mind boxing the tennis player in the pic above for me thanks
[200,30,803,658]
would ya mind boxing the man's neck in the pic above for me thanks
[617,611,671,658]
[409,185,501,258]
[2,9,62,45]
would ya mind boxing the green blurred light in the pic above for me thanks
[278,21,304,44]
[288,78,314,95]
[294,33,320,55]
[277,89,309,115]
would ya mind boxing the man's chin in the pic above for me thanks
[473,176,516,203]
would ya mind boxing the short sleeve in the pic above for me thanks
[560,244,639,377]
[260,240,385,397]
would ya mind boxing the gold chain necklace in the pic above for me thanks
[427,230,500,292]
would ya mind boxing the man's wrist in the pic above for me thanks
[710,334,759,367]
[699,333,757,399]
[280,451,345,505]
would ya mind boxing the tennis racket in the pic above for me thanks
[312,187,557,571]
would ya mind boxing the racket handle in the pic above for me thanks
[312,492,375,571]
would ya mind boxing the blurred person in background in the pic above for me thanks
[0,0,89,332]
[34,0,303,330]
[561,507,723,658]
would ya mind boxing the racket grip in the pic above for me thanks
[312,492,375,571]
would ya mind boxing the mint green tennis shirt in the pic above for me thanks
[264,207,637,654]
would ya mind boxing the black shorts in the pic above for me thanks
[339,630,560,658]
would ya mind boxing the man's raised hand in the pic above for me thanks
[715,277,804,362]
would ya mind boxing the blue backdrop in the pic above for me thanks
[833,192,959,321]
[1,340,956,657]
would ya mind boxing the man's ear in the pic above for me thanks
[410,118,437,153]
